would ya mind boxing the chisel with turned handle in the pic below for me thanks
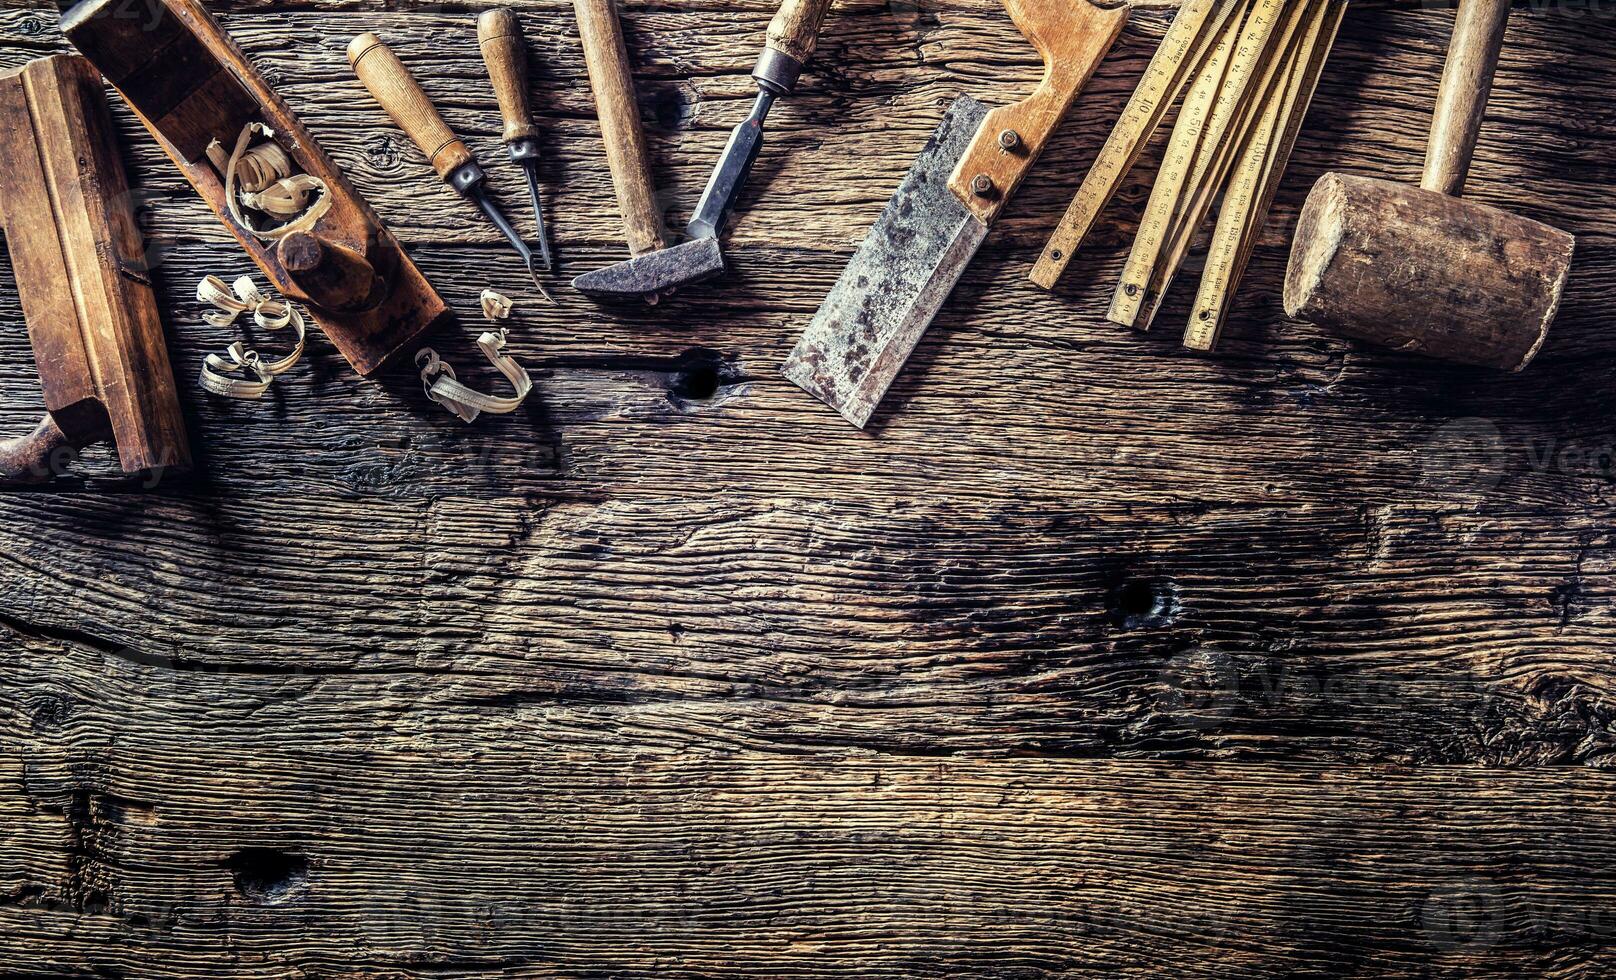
[348,30,555,303]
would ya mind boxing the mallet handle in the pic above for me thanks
[1422,0,1510,198]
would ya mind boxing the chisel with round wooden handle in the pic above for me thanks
[684,0,834,241]
[348,31,555,303]
[479,7,554,274]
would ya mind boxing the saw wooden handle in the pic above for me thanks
[348,32,475,181]
[573,0,665,256]
[1423,0,1511,197]
[479,8,539,144]
[947,0,1129,225]
[767,0,834,67]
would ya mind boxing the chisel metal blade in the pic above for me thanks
[782,96,990,429]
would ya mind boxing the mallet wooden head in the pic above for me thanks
[1283,0,1574,372]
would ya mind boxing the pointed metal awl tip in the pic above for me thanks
[528,257,557,305]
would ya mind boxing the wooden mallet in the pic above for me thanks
[1283,0,1574,372]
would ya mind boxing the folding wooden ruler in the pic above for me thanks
[1030,0,1347,349]
[1185,0,1346,350]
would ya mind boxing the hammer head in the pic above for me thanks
[572,236,726,300]
[1284,172,1574,372]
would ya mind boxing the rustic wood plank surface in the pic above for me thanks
[3,1,1616,976]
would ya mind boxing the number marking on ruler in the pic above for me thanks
[1137,0,1317,330]
[1185,0,1346,352]
[1029,0,1240,290]
[1108,0,1287,330]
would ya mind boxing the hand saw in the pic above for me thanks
[783,0,1129,429]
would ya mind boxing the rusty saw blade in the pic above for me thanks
[781,97,990,430]
[781,0,1128,429]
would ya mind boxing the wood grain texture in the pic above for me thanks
[2,3,1616,977]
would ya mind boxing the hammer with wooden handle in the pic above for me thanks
[570,0,671,301]
[571,0,835,300]
[1283,0,1574,372]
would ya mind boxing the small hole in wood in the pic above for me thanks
[649,85,693,130]
[1108,578,1181,630]
[227,848,309,905]
[674,363,721,401]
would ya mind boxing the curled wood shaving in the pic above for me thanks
[196,275,307,400]
[212,123,331,239]
[418,292,532,423]
[481,288,514,320]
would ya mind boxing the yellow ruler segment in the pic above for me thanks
[1107,0,1287,329]
[1104,2,1245,328]
[1136,0,1317,330]
[1028,0,1241,290]
[1184,0,1346,351]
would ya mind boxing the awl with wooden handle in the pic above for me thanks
[573,0,835,298]
[348,31,555,303]
[479,7,554,273]
[783,0,1128,428]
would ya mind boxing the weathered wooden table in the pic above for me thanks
[3,1,1615,975]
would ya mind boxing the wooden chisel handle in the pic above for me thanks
[478,8,539,144]
[572,0,665,256]
[348,32,474,182]
[759,0,834,89]
[1422,0,1511,198]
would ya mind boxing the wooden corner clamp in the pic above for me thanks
[0,55,190,483]
[58,0,448,377]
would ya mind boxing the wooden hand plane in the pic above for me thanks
[0,55,190,483]
[59,0,448,377]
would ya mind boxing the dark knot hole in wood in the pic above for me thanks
[226,848,309,906]
[667,347,734,402]
[1108,577,1182,631]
